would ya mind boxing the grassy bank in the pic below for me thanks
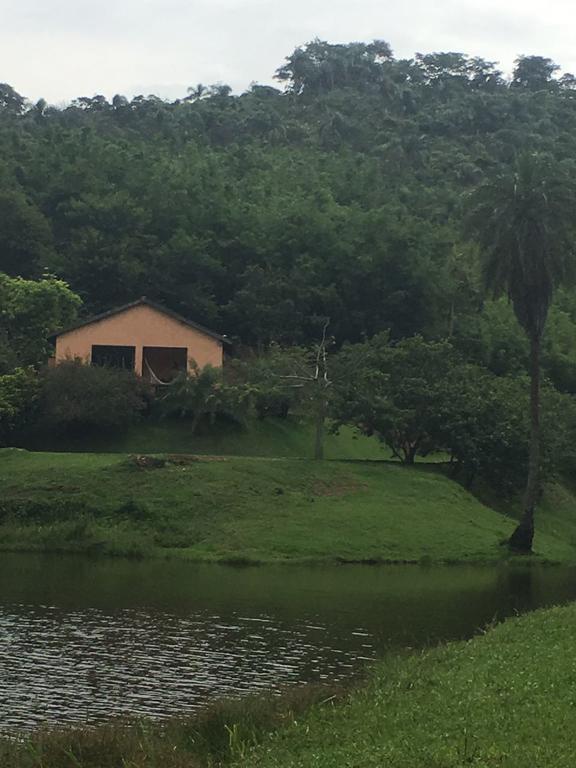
[1,447,576,562]
[236,601,576,768]
[21,417,389,460]
[0,685,342,768]
[4,603,576,767]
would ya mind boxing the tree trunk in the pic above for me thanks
[314,401,325,461]
[448,299,455,338]
[509,334,540,553]
[190,408,203,436]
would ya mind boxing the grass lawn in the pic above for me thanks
[1,447,575,563]
[237,602,576,768]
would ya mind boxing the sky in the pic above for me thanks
[2,0,576,105]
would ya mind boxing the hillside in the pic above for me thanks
[4,43,576,370]
[1,446,575,563]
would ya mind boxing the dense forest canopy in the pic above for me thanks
[2,39,576,365]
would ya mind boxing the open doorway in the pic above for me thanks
[142,347,187,385]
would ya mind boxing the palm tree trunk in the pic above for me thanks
[509,334,541,552]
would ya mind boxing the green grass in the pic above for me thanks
[236,602,576,768]
[22,417,390,460]
[0,684,342,768]
[1,447,576,563]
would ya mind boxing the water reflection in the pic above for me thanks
[0,555,574,731]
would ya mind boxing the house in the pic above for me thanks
[50,298,228,384]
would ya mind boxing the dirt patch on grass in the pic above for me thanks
[125,454,229,471]
[312,478,367,497]
[167,454,229,465]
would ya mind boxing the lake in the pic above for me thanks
[1,554,575,731]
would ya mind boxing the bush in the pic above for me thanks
[159,363,257,433]
[37,360,149,436]
[0,367,39,445]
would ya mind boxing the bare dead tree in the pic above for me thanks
[272,319,332,460]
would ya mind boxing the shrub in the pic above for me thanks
[38,360,149,436]
[159,363,257,433]
[0,367,39,445]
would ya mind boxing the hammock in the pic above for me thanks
[143,357,177,386]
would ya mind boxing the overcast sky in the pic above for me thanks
[2,0,575,104]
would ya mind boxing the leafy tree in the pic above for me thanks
[0,273,81,370]
[0,83,25,114]
[0,368,39,446]
[275,39,394,96]
[512,56,560,91]
[333,334,458,463]
[0,192,56,278]
[467,154,576,551]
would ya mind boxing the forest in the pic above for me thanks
[3,41,576,529]
[2,42,576,348]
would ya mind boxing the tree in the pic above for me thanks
[275,39,394,96]
[159,362,256,434]
[0,191,56,278]
[0,83,25,114]
[0,273,81,370]
[512,56,560,91]
[467,154,576,551]
[333,334,459,464]
[159,363,223,435]
[251,323,332,459]
[0,368,39,446]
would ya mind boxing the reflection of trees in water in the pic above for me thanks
[501,567,535,612]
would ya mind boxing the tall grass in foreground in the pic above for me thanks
[0,685,342,768]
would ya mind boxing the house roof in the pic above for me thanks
[49,297,230,344]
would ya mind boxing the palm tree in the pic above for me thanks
[467,154,576,552]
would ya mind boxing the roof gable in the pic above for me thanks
[50,298,229,343]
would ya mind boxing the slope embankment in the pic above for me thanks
[1,447,574,563]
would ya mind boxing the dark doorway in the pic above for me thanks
[91,345,136,370]
[143,347,187,384]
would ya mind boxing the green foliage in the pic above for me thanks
[334,334,459,463]
[241,342,330,420]
[334,334,576,492]
[159,363,256,432]
[0,272,81,370]
[466,153,576,340]
[0,367,39,445]
[37,361,148,436]
[454,299,528,375]
[0,191,56,278]
[2,41,576,352]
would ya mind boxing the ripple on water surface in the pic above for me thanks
[1,555,576,732]
[0,603,374,731]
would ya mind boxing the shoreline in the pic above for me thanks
[3,603,576,766]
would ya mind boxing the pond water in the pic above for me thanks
[1,554,576,732]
